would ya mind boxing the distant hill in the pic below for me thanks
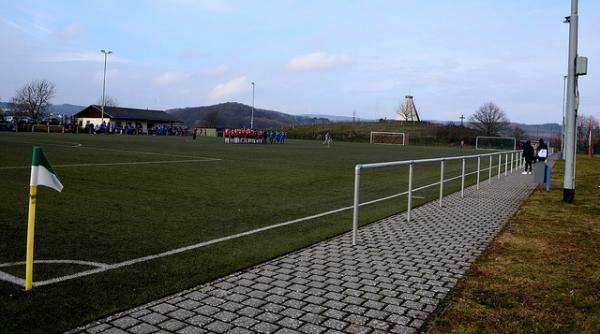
[47,104,86,115]
[168,102,329,129]
[513,122,562,140]
[0,102,85,116]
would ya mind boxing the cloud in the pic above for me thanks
[166,0,231,12]
[154,71,192,85]
[204,64,229,76]
[288,52,351,71]
[181,48,205,59]
[58,22,83,39]
[43,51,129,63]
[208,76,249,101]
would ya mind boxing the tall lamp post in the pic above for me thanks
[563,0,588,203]
[100,50,112,128]
[250,82,255,129]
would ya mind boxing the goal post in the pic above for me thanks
[475,136,516,150]
[370,131,407,145]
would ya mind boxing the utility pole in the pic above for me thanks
[563,0,588,203]
[460,115,465,127]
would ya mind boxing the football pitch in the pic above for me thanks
[0,132,489,333]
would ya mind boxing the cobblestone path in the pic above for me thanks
[70,174,535,334]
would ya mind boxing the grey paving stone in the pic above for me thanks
[98,328,128,334]
[298,323,327,334]
[71,175,535,334]
[158,319,186,331]
[321,319,348,331]
[139,313,169,325]
[204,320,233,333]
[231,316,259,329]
[86,324,112,334]
[168,308,195,320]
[194,305,220,316]
[150,303,178,315]
[274,328,302,334]
[225,327,254,334]
[252,322,281,334]
[128,323,159,334]
[176,325,206,334]
[130,309,152,318]
[212,310,239,323]
[111,317,139,329]
[277,317,303,329]
[256,311,283,323]
[186,314,213,327]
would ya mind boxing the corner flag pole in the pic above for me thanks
[24,146,64,291]
[25,185,38,291]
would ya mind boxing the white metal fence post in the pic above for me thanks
[461,159,466,198]
[489,155,493,184]
[504,153,508,176]
[439,160,444,207]
[407,163,413,222]
[510,152,514,173]
[498,153,502,179]
[476,156,481,190]
[352,165,361,245]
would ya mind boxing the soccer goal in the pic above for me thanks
[475,136,516,150]
[370,131,407,145]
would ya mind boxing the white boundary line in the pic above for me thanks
[0,164,507,288]
[19,140,217,160]
[0,159,221,170]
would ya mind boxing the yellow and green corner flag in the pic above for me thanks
[25,146,63,290]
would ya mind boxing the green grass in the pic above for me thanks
[0,132,504,333]
[426,155,600,333]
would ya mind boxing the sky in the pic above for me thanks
[0,0,598,124]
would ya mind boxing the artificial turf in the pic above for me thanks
[0,132,503,333]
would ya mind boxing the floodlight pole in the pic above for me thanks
[251,82,255,129]
[563,0,578,203]
[100,50,112,128]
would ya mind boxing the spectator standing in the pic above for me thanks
[536,138,548,162]
[522,140,535,175]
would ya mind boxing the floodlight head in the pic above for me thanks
[564,16,571,23]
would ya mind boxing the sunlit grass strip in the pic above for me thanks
[427,155,600,333]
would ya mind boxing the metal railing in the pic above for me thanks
[352,149,523,245]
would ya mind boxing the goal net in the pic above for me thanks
[475,136,516,150]
[370,132,407,145]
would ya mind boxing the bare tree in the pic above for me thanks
[468,102,510,136]
[11,80,56,120]
[96,96,119,107]
[510,124,526,141]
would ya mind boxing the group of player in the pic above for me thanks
[224,128,287,144]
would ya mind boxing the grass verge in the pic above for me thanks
[426,155,600,333]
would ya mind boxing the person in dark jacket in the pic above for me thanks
[536,138,548,162]
[522,140,535,174]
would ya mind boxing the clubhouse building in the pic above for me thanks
[74,105,180,133]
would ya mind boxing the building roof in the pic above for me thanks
[74,105,179,123]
